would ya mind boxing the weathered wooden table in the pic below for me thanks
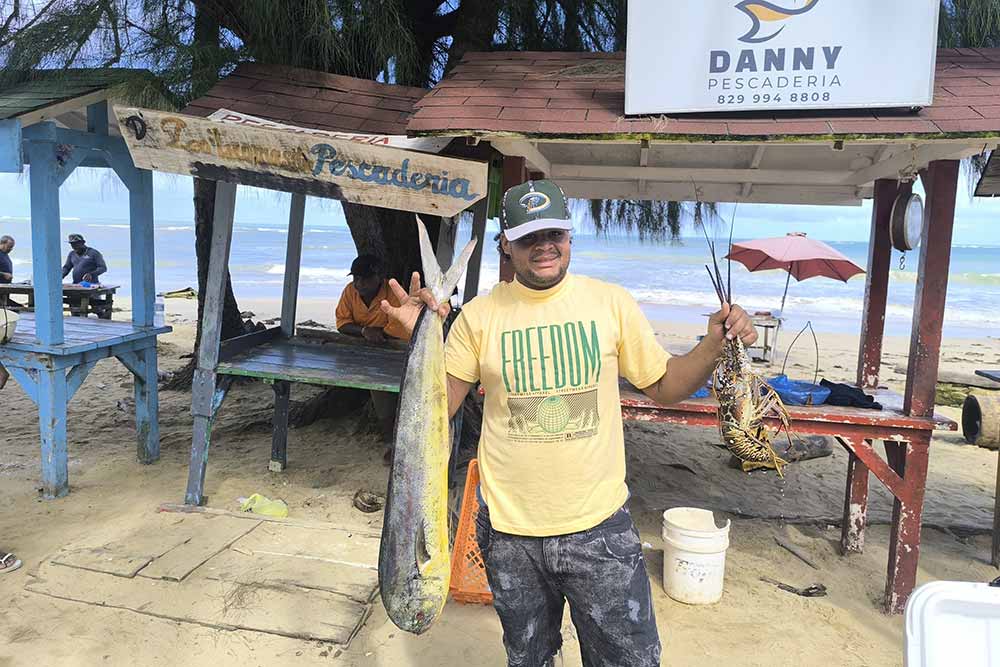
[0,313,170,497]
[184,327,407,500]
[0,282,120,319]
[619,385,957,614]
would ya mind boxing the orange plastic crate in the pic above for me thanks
[449,459,493,605]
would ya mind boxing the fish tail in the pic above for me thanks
[416,215,478,304]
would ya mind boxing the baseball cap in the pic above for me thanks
[500,180,573,241]
[68,234,85,244]
[348,254,381,278]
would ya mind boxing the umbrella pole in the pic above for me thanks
[779,270,791,315]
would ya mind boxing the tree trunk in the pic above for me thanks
[341,202,442,285]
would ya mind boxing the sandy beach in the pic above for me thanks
[0,296,998,666]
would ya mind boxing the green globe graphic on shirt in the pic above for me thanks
[536,395,571,433]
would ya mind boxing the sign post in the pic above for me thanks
[626,0,940,115]
[115,107,487,217]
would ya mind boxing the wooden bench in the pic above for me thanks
[619,385,957,614]
[0,283,119,319]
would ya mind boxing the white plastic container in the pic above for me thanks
[905,581,1000,667]
[153,296,165,328]
[1,307,18,343]
[661,507,731,605]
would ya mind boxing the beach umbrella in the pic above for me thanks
[724,232,865,315]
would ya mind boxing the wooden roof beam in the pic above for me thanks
[490,138,551,177]
[550,164,847,186]
[847,143,981,186]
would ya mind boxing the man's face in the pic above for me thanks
[71,241,86,254]
[501,229,571,290]
[0,239,13,253]
[353,273,382,300]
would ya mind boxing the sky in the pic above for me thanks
[1,166,999,245]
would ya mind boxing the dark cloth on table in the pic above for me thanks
[0,250,12,283]
[63,248,107,284]
[820,379,882,410]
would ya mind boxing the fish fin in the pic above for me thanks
[416,215,478,304]
[442,237,477,298]
[416,216,444,299]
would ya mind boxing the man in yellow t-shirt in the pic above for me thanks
[382,180,758,667]
[336,254,410,457]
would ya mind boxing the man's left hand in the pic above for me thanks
[707,303,757,347]
[82,273,93,283]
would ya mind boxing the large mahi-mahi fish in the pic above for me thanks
[378,217,477,634]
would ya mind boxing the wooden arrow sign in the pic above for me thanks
[114,107,486,217]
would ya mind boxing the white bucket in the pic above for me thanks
[0,308,18,344]
[661,507,731,605]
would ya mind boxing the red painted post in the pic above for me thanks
[857,179,906,390]
[883,437,930,614]
[500,156,527,283]
[904,160,959,417]
[840,447,871,554]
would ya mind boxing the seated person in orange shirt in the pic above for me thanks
[336,254,409,343]
[336,254,408,461]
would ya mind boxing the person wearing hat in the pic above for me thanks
[335,254,409,343]
[336,253,410,459]
[381,179,758,666]
[61,234,107,285]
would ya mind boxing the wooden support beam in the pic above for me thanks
[6,366,38,405]
[87,101,109,136]
[463,197,489,305]
[0,119,22,173]
[129,169,156,327]
[269,381,291,472]
[556,179,867,206]
[840,448,870,554]
[490,139,550,176]
[848,144,976,186]
[25,123,65,347]
[134,346,160,464]
[500,156,527,283]
[38,368,69,498]
[904,160,959,417]
[281,193,306,338]
[66,360,97,401]
[550,163,848,186]
[186,180,237,506]
[857,179,905,390]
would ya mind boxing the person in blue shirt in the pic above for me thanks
[0,235,14,284]
[61,234,107,284]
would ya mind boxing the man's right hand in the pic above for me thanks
[380,272,450,339]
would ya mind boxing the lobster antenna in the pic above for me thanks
[705,265,725,306]
[728,202,737,303]
[693,177,729,304]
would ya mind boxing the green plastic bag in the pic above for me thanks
[239,493,288,518]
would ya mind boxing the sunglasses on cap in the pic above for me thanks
[510,229,570,249]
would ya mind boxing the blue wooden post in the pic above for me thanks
[128,167,160,464]
[24,123,64,346]
[38,368,69,498]
[134,345,160,464]
[129,168,155,327]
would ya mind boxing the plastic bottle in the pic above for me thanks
[153,296,165,327]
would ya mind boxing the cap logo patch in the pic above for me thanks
[518,191,551,215]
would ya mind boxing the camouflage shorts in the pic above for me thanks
[475,502,661,667]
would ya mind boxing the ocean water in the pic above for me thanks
[1,215,998,339]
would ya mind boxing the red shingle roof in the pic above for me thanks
[409,49,1000,139]
[183,63,426,135]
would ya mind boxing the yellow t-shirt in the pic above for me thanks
[445,273,671,536]
[335,281,410,341]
